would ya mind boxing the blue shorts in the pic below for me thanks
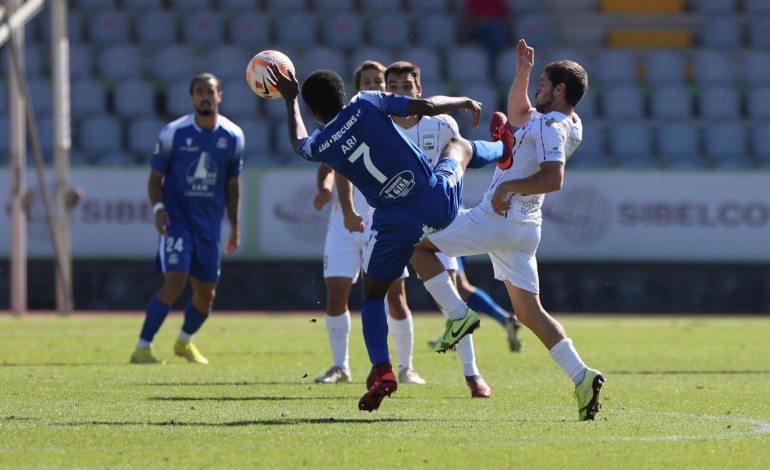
[154,221,221,283]
[363,158,463,281]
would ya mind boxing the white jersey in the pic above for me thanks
[479,110,582,224]
[397,114,460,166]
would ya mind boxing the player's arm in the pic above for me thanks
[490,162,564,216]
[335,172,365,233]
[224,176,240,254]
[406,96,482,129]
[314,164,334,211]
[266,64,308,153]
[148,169,168,237]
[507,39,536,128]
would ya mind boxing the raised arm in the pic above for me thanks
[266,63,308,154]
[507,39,536,128]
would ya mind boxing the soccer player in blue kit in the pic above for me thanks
[268,64,511,411]
[130,73,244,365]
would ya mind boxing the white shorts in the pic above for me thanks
[428,206,542,293]
[324,206,408,281]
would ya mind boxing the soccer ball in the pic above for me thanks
[245,50,295,99]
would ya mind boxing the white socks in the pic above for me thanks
[456,334,480,377]
[549,338,587,385]
[387,314,414,370]
[423,271,468,321]
[177,331,193,343]
[325,311,351,370]
[136,339,152,349]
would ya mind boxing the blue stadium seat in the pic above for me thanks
[322,12,365,51]
[698,16,743,48]
[98,45,144,81]
[368,12,412,49]
[688,0,739,13]
[135,10,178,46]
[495,47,518,85]
[226,11,270,47]
[201,45,251,82]
[405,0,451,12]
[87,9,131,46]
[75,0,118,10]
[419,81,450,99]
[0,43,46,79]
[569,121,612,169]
[113,80,156,119]
[0,117,7,151]
[575,91,599,119]
[744,0,770,13]
[457,82,501,141]
[752,123,770,167]
[704,122,750,168]
[400,47,442,81]
[95,151,139,167]
[71,78,108,119]
[698,85,741,120]
[150,45,201,84]
[311,0,355,12]
[601,85,645,119]
[69,43,94,80]
[275,11,318,47]
[127,117,163,157]
[122,0,165,9]
[415,13,458,50]
[592,49,639,85]
[37,8,84,44]
[219,80,263,120]
[297,47,347,78]
[78,116,123,155]
[28,78,53,117]
[445,46,489,83]
[167,0,211,9]
[361,0,402,11]
[650,85,693,119]
[643,49,687,86]
[513,14,553,48]
[747,87,770,119]
[691,50,737,85]
[657,122,703,169]
[348,47,395,76]
[164,79,194,118]
[748,16,770,48]
[264,0,307,12]
[37,116,54,156]
[237,118,274,166]
[609,122,658,168]
[181,10,225,47]
[742,50,770,87]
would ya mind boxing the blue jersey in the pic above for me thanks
[151,114,244,241]
[298,91,436,209]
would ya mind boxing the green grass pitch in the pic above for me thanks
[1,313,769,469]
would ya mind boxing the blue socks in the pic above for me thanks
[468,140,504,168]
[181,301,209,335]
[140,297,171,343]
[361,299,390,366]
[467,289,508,327]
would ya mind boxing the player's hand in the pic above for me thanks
[516,39,534,73]
[266,63,299,101]
[458,98,482,129]
[343,212,365,233]
[491,186,513,217]
[155,209,169,237]
[224,228,240,255]
[313,189,332,211]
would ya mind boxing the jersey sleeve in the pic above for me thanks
[150,124,175,173]
[357,91,410,118]
[298,129,322,162]
[536,117,568,164]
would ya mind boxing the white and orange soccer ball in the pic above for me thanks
[245,50,295,99]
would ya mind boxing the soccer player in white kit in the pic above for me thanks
[411,39,606,420]
[312,61,426,386]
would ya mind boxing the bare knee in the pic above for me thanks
[324,277,353,315]
[386,280,410,320]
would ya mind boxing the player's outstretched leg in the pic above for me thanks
[575,368,606,421]
[465,375,492,398]
[359,362,398,412]
[489,111,514,170]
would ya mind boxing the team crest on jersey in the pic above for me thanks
[185,151,218,197]
[217,137,227,149]
[422,135,436,150]
[181,137,199,152]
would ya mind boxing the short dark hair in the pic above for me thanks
[544,60,588,107]
[353,60,386,91]
[385,61,422,86]
[189,73,221,95]
[301,69,347,117]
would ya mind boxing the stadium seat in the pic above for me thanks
[445,46,489,83]
[742,50,770,87]
[164,79,194,118]
[75,0,118,10]
[569,121,612,169]
[608,122,657,168]
[643,49,687,86]
[361,0,401,11]
[748,16,770,48]
[601,85,646,119]
[0,117,7,151]
[311,0,355,12]
[181,10,225,47]
[400,47,442,82]
[264,0,307,12]
[122,0,165,10]
[747,87,770,119]
[94,151,139,167]
[349,47,395,75]
[127,117,163,157]
[495,47,518,84]
[704,122,750,168]
[592,49,639,85]
[513,14,554,48]
[135,10,178,46]
[507,0,543,13]
[236,118,273,166]
[698,85,741,120]
[688,0,739,13]
[538,47,594,78]
[657,122,703,169]
[322,12,365,51]
[297,47,347,79]
[744,0,770,13]
[68,43,94,80]
[691,50,737,86]
[150,45,201,84]
[37,8,84,44]
[650,85,693,119]
[78,116,123,155]
[752,123,770,167]
[275,12,318,47]
[457,82,501,140]
[272,120,297,160]
[419,81,450,99]
[201,45,251,82]
[113,80,156,119]
[226,11,270,47]
[405,0,451,12]
[70,78,108,119]
[69,149,91,167]
[36,116,54,156]
[0,43,46,79]
[219,80,263,120]
[167,0,211,9]
[415,13,458,50]
[575,91,599,119]
[87,9,131,46]
[28,78,53,117]
[698,16,744,48]
[368,12,412,49]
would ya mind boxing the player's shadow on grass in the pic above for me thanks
[136,381,325,386]
[63,417,419,426]
[148,395,375,402]
[612,370,770,375]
